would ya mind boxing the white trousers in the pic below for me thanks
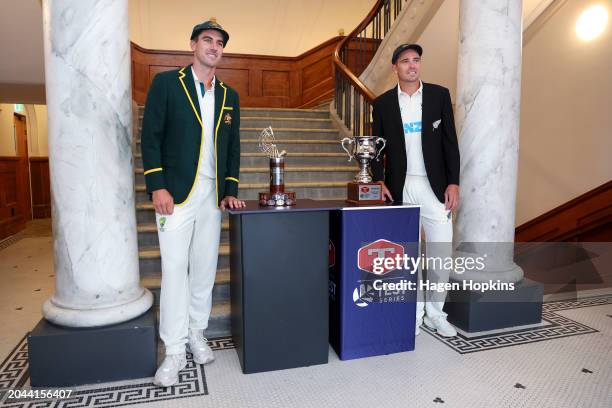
[402,175,453,321]
[155,177,221,355]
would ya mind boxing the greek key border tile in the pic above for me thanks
[0,236,22,252]
[424,295,612,354]
[0,335,235,408]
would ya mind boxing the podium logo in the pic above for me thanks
[360,186,370,193]
[358,239,404,275]
[353,284,374,307]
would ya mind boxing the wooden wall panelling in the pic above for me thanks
[29,157,51,219]
[0,157,25,240]
[515,181,612,242]
[131,37,343,108]
[262,71,290,97]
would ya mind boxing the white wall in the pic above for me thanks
[414,0,459,97]
[0,104,16,156]
[516,0,612,224]
[32,105,48,157]
[128,0,375,55]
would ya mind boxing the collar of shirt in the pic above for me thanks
[397,80,423,99]
[191,66,215,97]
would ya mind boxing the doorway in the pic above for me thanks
[13,113,32,221]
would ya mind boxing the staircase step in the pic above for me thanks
[137,220,230,246]
[137,220,229,233]
[132,152,351,168]
[240,139,342,153]
[134,138,342,153]
[141,268,230,288]
[139,244,230,259]
[240,128,339,140]
[239,107,329,119]
[205,301,231,338]
[139,244,230,275]
[134,165,356,185]
[238,166,356,183]
[241,117,333,129]
[141,271,229,289]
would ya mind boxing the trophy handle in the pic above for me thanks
[340,137,355,162]
[374,137,386,161]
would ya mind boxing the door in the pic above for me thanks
[14,113,32,221]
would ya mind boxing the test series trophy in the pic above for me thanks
[258,126,296,207]
[341,136,386,205]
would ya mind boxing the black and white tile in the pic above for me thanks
[423,295,611,354]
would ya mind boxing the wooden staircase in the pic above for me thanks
[134,105,356,337]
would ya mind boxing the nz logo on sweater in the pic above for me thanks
[403,121,422,134]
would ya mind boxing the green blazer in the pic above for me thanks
[141,65,240,206]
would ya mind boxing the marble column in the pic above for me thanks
[42,0,153,327]
[454,0,524,283]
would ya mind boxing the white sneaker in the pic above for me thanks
[187,329,215,365]
[424,315,457,337]
[154,353,187,387]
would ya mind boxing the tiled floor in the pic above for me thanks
[1,220,611,408]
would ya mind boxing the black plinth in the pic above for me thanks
[444,278,544,332]
[229,200,340,374]
[28,308,157,387]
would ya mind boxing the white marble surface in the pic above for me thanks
[454,0,524,283]
[42,0,152,327]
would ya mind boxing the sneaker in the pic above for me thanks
[154,353,187,387]
[415,318,422,336]
[424,315,457,337]
[187,329,215,365]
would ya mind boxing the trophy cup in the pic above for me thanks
[258,127,296,207]
[341,136,386,205]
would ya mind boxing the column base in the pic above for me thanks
[28,307,157,387]
[443,278,544,332]
[42,288,154,327]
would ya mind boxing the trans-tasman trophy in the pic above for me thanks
[341,136,386,205]
[258,126,296,206]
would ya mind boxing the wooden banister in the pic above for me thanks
[332,0,406,135]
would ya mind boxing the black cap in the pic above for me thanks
[191,20,230,47]
[391,43,423,64]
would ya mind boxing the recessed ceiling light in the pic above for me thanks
[576,5,608,41]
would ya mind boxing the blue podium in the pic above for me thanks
[329,205,420,360]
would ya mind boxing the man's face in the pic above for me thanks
[191,29,224,68]
[392,49,421,83]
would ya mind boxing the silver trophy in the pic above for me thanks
[258,127,295,206]
[341,136,386,183]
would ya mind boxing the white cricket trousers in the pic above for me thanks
[155,177,222,355]
[402,175,453,321]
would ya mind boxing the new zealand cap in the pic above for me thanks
[191,20,229,46]
[391,43,423,64]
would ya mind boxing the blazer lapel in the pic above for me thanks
[178,65,203,127]
[214,79,227,142]
[421,82,432,139]
[390,88,407,156]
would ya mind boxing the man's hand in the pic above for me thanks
[153,189,174,215]
[220,196,246,211]
[380,182,394,202]
[444,184,460,211]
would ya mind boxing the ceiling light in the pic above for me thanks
[576,5,608,41]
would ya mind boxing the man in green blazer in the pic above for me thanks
[141,20,245,387]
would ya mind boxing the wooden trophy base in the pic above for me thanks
[346,182,385,205]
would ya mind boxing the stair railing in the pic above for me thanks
[333,0,407,135]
